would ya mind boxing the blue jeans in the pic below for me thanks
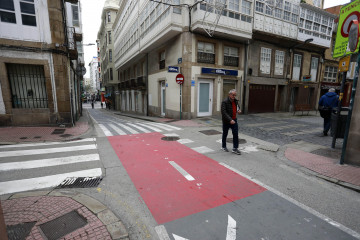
[222,119,239,149]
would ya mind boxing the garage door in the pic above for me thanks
[248,84,275,113]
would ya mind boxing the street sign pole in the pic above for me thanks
[175,73,184,120]
[180,84,182,120]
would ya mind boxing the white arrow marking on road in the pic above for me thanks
[226,215,237,240]
[173,234,189,240]
[240,145,258,153]
[169,161,195,181]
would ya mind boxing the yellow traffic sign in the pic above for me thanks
[339,55,351,72]
[333,0,360,58]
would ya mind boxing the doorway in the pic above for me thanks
[160,81,166,116]
[197,79,213,117]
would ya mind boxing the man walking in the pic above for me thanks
[221,89,242,154]
[318,88,339,136]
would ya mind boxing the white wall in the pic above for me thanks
[0,0,51,43]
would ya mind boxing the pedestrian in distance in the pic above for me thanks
[318,88,339,136]
[101,102,103,109]
[221,89,242,155]
[91,99,94,109]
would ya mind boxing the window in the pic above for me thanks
[108,31,111,44]
[229,0,240,11]
[0,0,16,23]
[19,0,36,26]
[173,0,181,14]
[314,13,321,23]
[255,1,264,13]
[292,54,302,80]
[7,63,48,108]
[242,0,251,15]
[305,20,312,30]
[72,4,79,27]
[110,68,113,80]
[109,50,112,62]
[313,23,319,31]
[107,11,111,23]
[198,42,215,64]
[159,51,165,69]
[276,0,283,8]
[275,50,284,75]
[321,25,327,33]
[291,13,298,23]
[224,46,239,67]
[311,57,319,81]
[283,11,290,21]
[260,47,271,74]
[275,8,282,18]
[265,5,272,16]
[284,1,291,11]
[324,66,338,82]
[306,10,313,21]
[292,5,299,14]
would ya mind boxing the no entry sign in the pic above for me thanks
[176,73,184,84]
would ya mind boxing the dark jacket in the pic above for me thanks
[319,92,339,108]
[221,97,240,124]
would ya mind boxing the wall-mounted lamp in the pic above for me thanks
[290,38,313,52]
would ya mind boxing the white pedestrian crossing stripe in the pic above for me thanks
[98,121,182,136]
[0,140,102,195]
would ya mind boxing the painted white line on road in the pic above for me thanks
[136,123,163,132]
[0,138,96,149]
[0,144,97,158]
[154,225,171,240]
[226,215,237,240]
[219,162,360,239]
[164,133,179,137]
[173,234,189,240]
[127,123,151,133]
[0,168,102,195]
[148,122,182,130]
[0,154,100,171]
[99,124,113,136]
[177,139,194,144]
[112,121,139,134]
[169,161,195,181]
[192,146,214,154]
[108,123,126,135]
[239,145,258,153]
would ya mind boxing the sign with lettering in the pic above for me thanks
[176,74,184,84]
[201,67,238,76]
[302,75,311,82]
[333,0,360,58]
[168,66,179,73]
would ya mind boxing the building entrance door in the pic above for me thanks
[160,81,166,116]
[198,79,213,117]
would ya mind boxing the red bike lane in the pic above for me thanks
[108,132,266,224]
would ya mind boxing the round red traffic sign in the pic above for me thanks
[176,74,184,85]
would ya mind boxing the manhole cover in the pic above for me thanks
[51,129,66,135]
[199,130,222,135]
[161,136,180,141]
[226,138,247,144]
[7,222,35,240]
[33,136,42,139]
[19,137,28,140]
[57,177,103,188]
[60,134,73,138]
[39,211,87,240]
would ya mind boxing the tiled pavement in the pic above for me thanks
[0,107,359,239]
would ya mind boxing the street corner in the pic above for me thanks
[1,191,128,240]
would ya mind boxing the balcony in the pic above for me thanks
[136,76,146,89]
[67,27,78,60]
[130,79,136,88]
[74,32,82,42]
[191,5,252,40]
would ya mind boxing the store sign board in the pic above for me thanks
[333,0,360,58]
[201,67,238,76]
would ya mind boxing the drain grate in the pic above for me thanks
[51,129,66,135]
[33,136,42,139]
[7,222,35,240]
[56,177,103,189]
[226,138,247,144]
[39,211,87,240]
[19,137,28,140]
[199,130,222,135]
[161,136,180,141]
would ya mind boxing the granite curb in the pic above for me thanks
[1,190,129,240]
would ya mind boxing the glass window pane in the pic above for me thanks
[20,2,35,14]
[21,14,36,26]
[0,0,15,11]
[0,10,16,23]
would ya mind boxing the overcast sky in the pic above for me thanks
[80,0,350,78]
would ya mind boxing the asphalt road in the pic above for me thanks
[81,109,360,240]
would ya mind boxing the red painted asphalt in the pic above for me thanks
[109,132,266,224]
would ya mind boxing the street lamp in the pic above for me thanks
[290,38,314,52]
